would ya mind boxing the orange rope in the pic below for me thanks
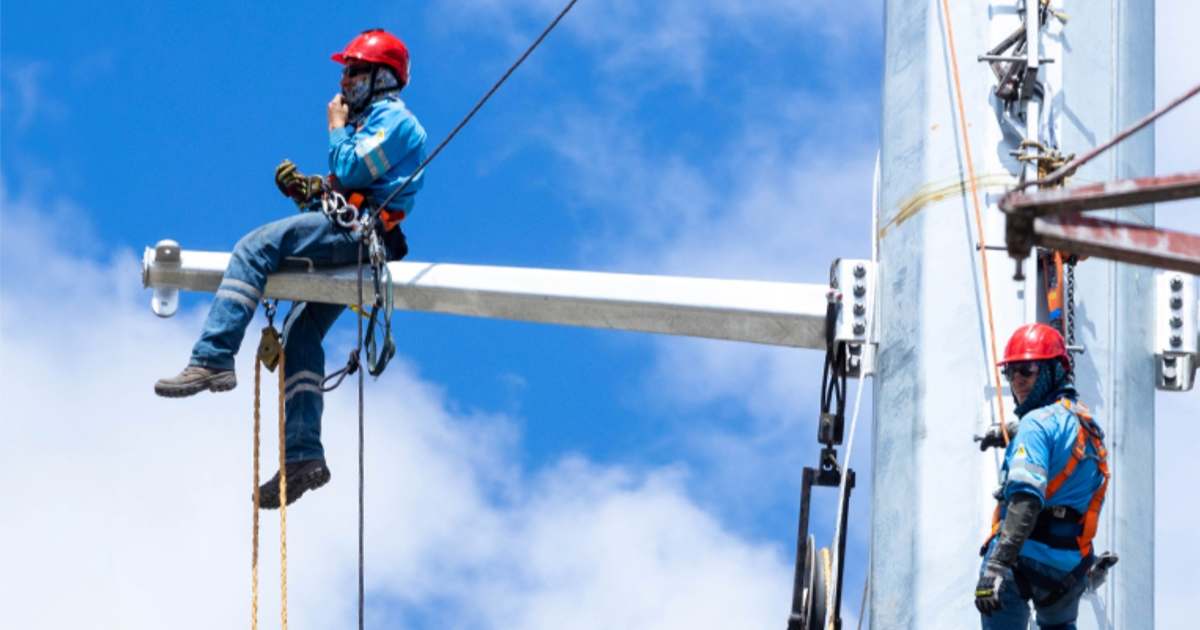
[939,0,1011,444]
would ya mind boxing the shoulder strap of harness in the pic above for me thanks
[1044,399,1109,557]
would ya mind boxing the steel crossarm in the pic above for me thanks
[1001,171,1200,216]
[1031,213,1200,275]
[144,247,830,349]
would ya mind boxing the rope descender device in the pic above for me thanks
[787,258,875,630]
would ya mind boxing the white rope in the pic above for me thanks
[829,151,881,625]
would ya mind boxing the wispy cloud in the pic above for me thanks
[440,0,881,90]
[1,58,69,132]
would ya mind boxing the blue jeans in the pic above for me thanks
[979,556,1089,630]
[190,211,400,462]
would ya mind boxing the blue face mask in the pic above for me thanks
[1014,359,1075,416]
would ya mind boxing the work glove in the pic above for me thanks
[974,560,1010,616]
[274,159,326,208]
[976,421,1019,451]
[1087,552,1119,591]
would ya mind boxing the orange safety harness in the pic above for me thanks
[985,399,1109,558]
[345,191,406,232]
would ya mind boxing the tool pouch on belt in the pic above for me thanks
[1029,505,1085,550]
[1013,554,1095,607]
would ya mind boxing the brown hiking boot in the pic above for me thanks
[256,459,332,509]
[154,365,237,398]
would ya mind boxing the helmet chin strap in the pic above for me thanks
[346,66,401,122]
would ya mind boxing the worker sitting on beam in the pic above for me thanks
[974,323,1110,629]
[154,28,427,508]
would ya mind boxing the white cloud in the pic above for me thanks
[0,196,792,628]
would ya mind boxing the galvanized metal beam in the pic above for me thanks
[142,244,832,349]
[1032,213,1200,275]
[1001,170,1200,216]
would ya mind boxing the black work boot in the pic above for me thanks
[154,365,237,398]
[256,459,332,509]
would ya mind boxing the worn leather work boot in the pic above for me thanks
[256,459,332,509]
[154,365,237,398]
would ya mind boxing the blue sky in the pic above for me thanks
[2,1,1197,629]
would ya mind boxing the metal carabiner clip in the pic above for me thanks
[335,206,359,230]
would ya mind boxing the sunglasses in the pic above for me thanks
[1003,362,1039,379]
[342,64,374,78]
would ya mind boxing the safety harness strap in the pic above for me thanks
[1050,399,1109,558]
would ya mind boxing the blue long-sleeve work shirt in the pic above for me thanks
[329,96,427,216]
[993,400,1107,572]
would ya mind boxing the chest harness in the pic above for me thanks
[985,399,1110,559]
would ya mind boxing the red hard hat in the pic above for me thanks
[999,323,1070,369]
[332,29,410,88]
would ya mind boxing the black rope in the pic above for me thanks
[349,3,581,623]
[372,0,581,218]
[320,350,359,392]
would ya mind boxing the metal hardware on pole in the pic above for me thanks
[1155,272,1199,391]
[786,259,875,630]
[1018,81,1200,191]
[977,54,1055,64]
[1020,0,1043,322]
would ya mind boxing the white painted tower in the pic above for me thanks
[872,1,1155,628]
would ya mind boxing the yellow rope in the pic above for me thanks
[252,356,261,630]
[251,327,287,630]
[939,0,1011,444]
[277,349,289,630]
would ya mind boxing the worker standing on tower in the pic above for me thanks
[974,323,1110,629]
[153,28,427,508]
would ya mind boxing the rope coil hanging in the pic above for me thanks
[252,304,288,630]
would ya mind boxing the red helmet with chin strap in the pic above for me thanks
[999,323,1070,370]
[332,29,410,88]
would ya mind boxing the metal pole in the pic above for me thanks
[875,1,1155,627]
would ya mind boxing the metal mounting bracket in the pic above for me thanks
[1155,271,1198,392]
[829,258,877,378]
